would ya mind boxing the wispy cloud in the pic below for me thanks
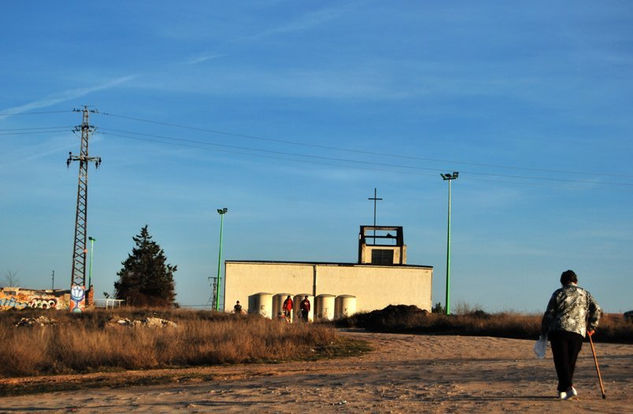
[136,66,408,100]
[184,54,225,65]
[246,5,350,40]
[178,4,351,67]
[172,4,352,69]
[0,134,77,173]
[0,75,136,120]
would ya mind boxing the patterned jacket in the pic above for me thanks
[541,284,601,338]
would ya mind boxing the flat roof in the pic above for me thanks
[225,259,433,269]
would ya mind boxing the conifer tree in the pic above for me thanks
[114,225,177,307]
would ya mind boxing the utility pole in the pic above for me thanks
[440,171,459,315]
[88,236,96,291]
[215,208,228,311]
[67,106,101,312]
[209,276,218,309]
[51,270,55,290]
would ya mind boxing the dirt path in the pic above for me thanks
[1,331,632,413]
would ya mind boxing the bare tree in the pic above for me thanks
[3,270,20,287]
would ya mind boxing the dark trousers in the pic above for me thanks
[549,330,584,392]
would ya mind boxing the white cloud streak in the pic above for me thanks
[0,75,136,120]
[245,5,349,40]
[184,54,225,65]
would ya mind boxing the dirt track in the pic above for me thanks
[1,330,632,413]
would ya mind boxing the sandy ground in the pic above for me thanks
[1,330,632,413]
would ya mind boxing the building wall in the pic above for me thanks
[224,262,314,311]
[359,244,407,264]
[224,261,432,314]
[0,287,71,311]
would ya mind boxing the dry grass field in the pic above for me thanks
[0,308,358,379]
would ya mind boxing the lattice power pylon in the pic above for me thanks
[67,106,101,312]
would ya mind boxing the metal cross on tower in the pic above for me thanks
[368,188,382,244]
[67,106,101,312]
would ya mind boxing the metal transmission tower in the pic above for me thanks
[67,106,101,312]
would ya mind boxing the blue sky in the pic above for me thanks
[1,1,632,313]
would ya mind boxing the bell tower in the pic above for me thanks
[358,225,406,265]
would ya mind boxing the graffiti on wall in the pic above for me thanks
[0,291,59,311]
[69,284,85,313]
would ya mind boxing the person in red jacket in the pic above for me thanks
[282,295,293,321]
[299,296,311,322]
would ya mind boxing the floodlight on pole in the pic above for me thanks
[440,171,459,315]
[215,208,228,311]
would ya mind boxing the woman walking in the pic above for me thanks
[541,270,601,400]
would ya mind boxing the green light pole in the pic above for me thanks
[88,236,96,289]
[215,208,228,311]
[441,172,458,315]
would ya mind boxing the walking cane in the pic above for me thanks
[588,333,606,399]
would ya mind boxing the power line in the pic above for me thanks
[99,129,435,174]
[0,126,72,131]
[0,127,72,135]
[0,131,69,136]
[0,110,72,116]
[99,130,441,178]
[98,128,633,187]
[5,108,630,186]
[100,111,633,179]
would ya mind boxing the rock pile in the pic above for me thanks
[15,316,58,327]
[108,316,177,328]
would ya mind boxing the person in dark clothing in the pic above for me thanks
[233,300,243,314]
[541,270,601,400]
[299,296,311,322]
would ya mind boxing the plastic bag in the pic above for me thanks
[533,335,547,359]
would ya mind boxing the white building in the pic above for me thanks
[223,226,433,317]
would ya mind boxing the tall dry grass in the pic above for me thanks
[0,309,339,378]
[337,305,633,343]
